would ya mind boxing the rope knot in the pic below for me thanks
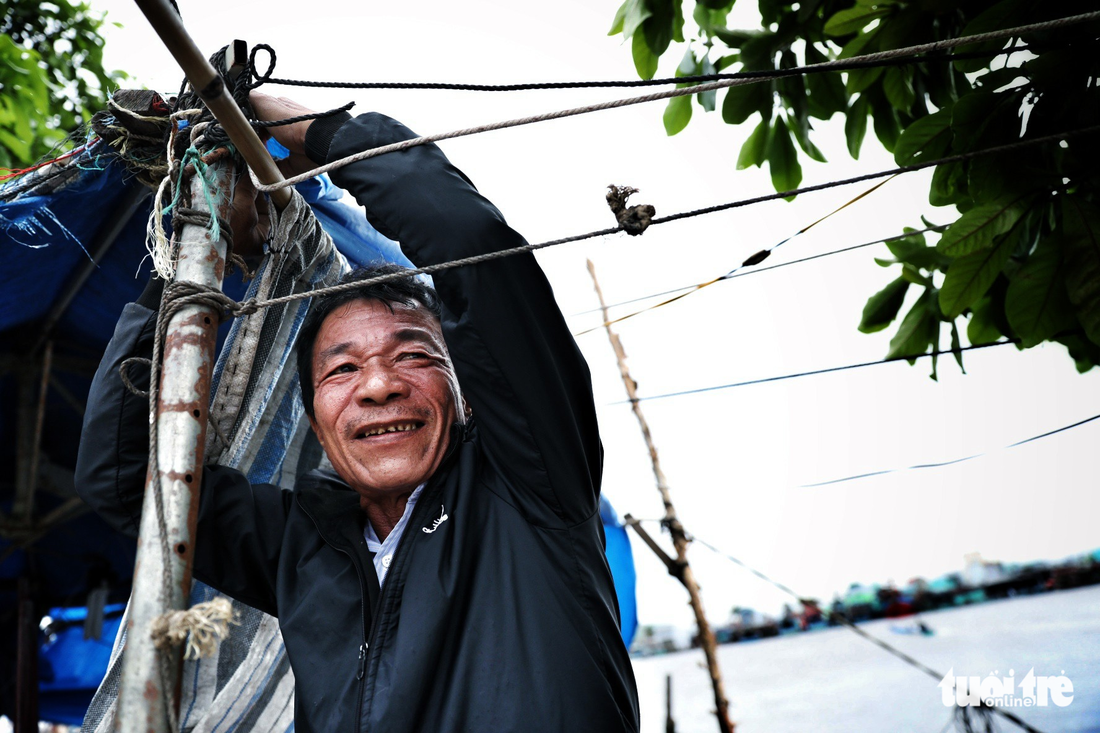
[150,597,238,659]
[606,185,655,236]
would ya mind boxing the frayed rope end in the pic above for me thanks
[151,597,238,660]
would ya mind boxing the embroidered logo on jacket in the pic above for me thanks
[422,505,449,534]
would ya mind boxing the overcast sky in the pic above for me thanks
[91,0,1100,626]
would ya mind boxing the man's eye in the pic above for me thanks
[399,351,431,361]
[329,363,356,376]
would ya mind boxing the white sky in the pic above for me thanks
[91,0,1100,627]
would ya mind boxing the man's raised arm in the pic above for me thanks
[254,95,602,527]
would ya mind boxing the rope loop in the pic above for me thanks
[119,357,153,398]
[251,101,356,129]
[606,185,655,236]
[247,43,277,89]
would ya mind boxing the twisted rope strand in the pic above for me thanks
[255,11,1100,192]
[263,44,1034,92]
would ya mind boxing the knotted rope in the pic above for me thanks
[605,185,654,236]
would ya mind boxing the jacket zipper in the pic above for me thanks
[302,426,463,730]
[297,500,372,731]
[358,474,447,723]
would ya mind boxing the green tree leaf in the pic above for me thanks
[608,1,628,35]
[824,6,891,36]
[939,236,1014,318]
[1005,239,1076,348]
[929,161,966,207]
[845,95,869,159]
[882,67,915,111]
[736,116,771,170]
[950,322,967,373]
[967,294,1004,345]
[722,82,770,125]
[632,32,658,79]
[954,0,1031,73]
[859,277,910,333]
[887,289,938,362]
[805,44,848,120]
[1062,198,1100,346]
[663,95,693,135]
[697,55,717,111]
[767,116,802,195]
[937,199,1025,257]
[621,0,652,38]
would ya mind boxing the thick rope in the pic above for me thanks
[255,11,1100,192]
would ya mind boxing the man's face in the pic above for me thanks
[307,298,458,501]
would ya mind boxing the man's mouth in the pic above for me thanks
[354,421,425,439]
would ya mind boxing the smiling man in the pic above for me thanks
[76,95,639,732]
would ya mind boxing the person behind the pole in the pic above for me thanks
[76,93,640,732]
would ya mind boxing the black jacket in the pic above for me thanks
[76,113,640,732]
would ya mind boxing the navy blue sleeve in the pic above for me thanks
[326,114,602,526]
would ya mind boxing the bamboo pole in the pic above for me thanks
[116,162,232,733]
[131,0,291,209]
[587,259,734,733]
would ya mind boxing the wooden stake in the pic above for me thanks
[587,259,734,733]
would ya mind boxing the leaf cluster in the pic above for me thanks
[608,0,1100,372]
[0,0,125,168]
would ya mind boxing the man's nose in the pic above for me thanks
[355,362,409,404]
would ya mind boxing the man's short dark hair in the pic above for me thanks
[296,264,443,417]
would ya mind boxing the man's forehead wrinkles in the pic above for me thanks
[317,341,354,363]
[393,327,441,346]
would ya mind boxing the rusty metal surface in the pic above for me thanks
[116,163,230,733]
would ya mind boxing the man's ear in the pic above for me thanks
[307,412,324,447]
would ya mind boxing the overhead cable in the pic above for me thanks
[253,11,1100,192]
[611,341,1018,405]
[803,411,1100,487]
[573,175,901,335]
[572,226,945,317]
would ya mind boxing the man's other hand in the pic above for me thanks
[250,92,320,179]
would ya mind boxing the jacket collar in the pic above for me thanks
[296,421,468,548]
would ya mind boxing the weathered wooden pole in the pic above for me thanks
[588,259,734,733]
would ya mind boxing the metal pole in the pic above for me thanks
[30,186,150,356]
[665,674,676,733]
[14,577,39,733]
[588,259,735,733]
[116,162,231,733]
[12,342,52,525]
[131,0,291,209]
